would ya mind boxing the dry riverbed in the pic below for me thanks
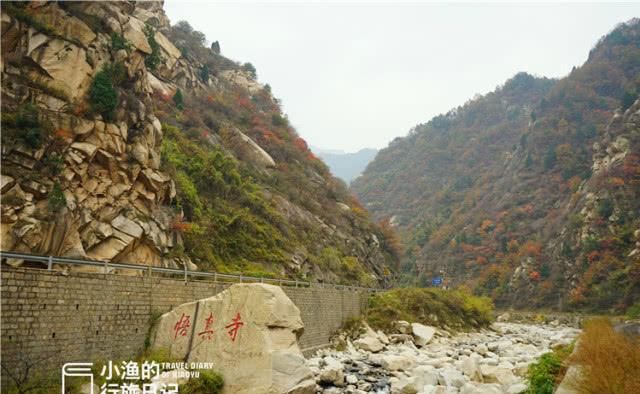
[307,321,580,394]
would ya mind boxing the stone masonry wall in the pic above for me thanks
[0,267,369,386]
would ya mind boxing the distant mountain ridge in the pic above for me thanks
[313,147,378,184]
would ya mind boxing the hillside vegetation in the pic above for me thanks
[366,287,494,332]
[0,1,396,286]
[352,19,640,311]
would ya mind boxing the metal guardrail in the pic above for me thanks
[0,251,383,293]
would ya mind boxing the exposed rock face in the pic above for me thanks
[227,127,276,169]
[0,1,185,271]
[149,284,314,394]
[220,69,263,94]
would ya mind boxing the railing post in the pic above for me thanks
[47,255,53,271]
[184,263,188,283]
[295,280,298,288]
[103,261,108,275]
[239,274,243,283]
[147,265,152,278]
[214,272,217,283]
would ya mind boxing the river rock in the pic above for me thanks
[379,354,415,371]
[460,382,503,394]
[438,367,465,388]
[319,357,345,386]
[394,320,411,334]
[149,283,314,394]
[354,334,385,353]
[460,356,483,382]
[497,312,511,322]
[507,382,527,393]
[355,336,385,352]
[480,365,518,387]
[412,323,436,347]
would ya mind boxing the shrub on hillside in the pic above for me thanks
[47,182,66,213]
[173,89,184,110]
[143,23,162,70]
[567,318,640,394]
[89,65,118,120]
[111,33,131,51]
[20,104,48,148]
[180,370,224,394]
[626,301,640,319]
[366,287,493,332]
[241,62,257,79]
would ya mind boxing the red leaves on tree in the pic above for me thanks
[294,137,308,152]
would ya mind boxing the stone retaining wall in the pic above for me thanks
[0,267,369,385]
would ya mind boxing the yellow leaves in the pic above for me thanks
[568,175,582,191]
[479,219,494,234]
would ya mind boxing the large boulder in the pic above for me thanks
[228,128,276,169]
[378,354,415,371]
[460,356,483,382]
[353,323,385,352]
[27,38,92,100]
[412,322,436,347]
[122,16,152,54]
[149,284,314,394]
[33,4,96,46]
[354,335,384,353]
[318,357,344,386]
[220,69,264,94]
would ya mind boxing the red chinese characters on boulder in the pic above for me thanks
[197,312,215,341]
[225,313,244,342]
[173,313,191,339]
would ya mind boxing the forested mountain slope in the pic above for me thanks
[352,19,640,310]
[0,1,396,286]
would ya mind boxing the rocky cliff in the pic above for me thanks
[352,19,640,310]
[0,1,395,285]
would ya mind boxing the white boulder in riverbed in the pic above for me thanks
[412,322,436,346]
[318,357,345,386]
[460,356,484,382]
[379,354,416,371]
[149,283,314,393]
[354,323,386,352]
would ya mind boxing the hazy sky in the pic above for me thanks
[165,2,640,152]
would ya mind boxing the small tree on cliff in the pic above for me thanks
[173,89,184,110]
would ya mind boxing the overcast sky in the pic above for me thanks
[165,2,640,152]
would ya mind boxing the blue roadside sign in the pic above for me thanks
[431,276,442,286]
